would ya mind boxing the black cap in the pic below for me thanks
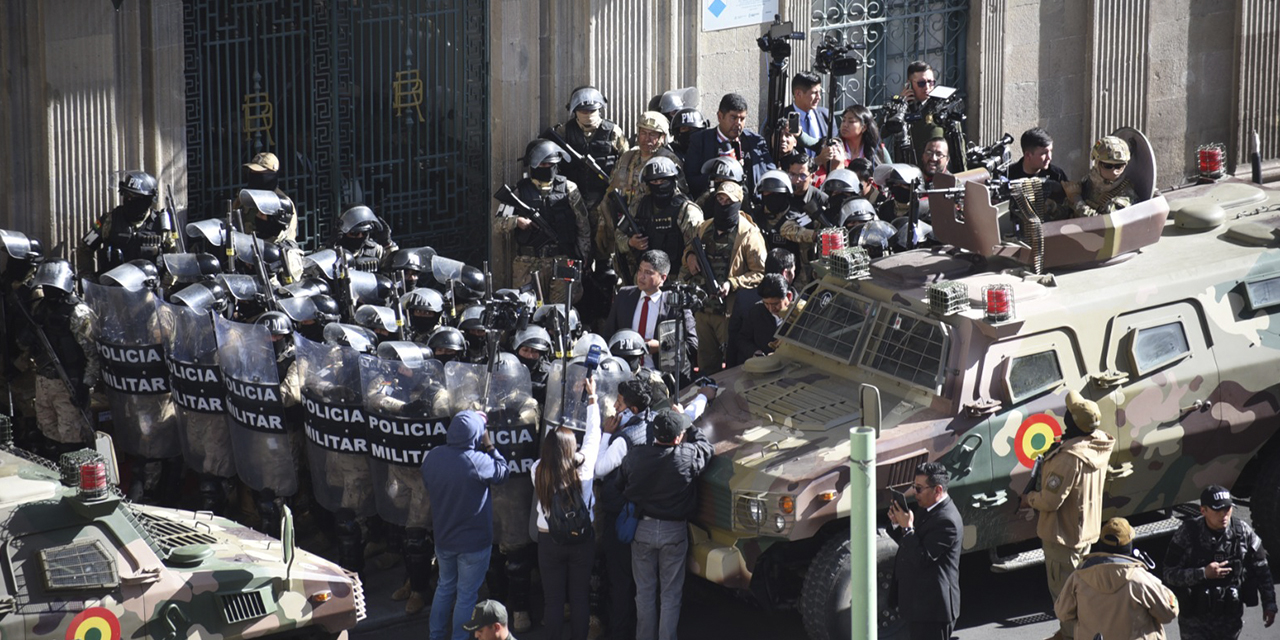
[1200,485,1233,510]
[462,599,508,631]
[651,409,691,444]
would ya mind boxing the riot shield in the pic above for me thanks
[82,281,179,459]
[295,336,374,517]
[156,300,233,478]
[360,353,450,527]
[213,315,298,495]
[543,358,628,435]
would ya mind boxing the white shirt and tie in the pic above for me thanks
[631,290,663,368]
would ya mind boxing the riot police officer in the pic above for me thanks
[87,171,173,272]
[545,86,629,213]
[240,152,299,243]
[670,108,708,163]
[616,156,703,285]
[403,288,446,341]
[1,230,43,446]
[427,326,467,365]
[355,304,401,343]
[511,325,553,405]
[608,329,646,374]
[337,205,399,273]
[497,140,592,305]
[19,259,99,454]
[1164,485,1277,639]
[457,306,489,364]
[757,169,796,253]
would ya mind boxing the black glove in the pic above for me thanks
[401,399,428,415]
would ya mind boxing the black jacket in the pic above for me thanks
[684,128,776,198]
[618,426,713,521]
[603,286,698,378]
[888,495,963,624]
[733,301,781,365]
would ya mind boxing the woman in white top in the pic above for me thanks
[532,378,602,640]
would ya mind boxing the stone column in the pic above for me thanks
[1086,0,1150,143]
[1234,0,1280,174]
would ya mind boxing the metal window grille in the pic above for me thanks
[810,0,970,112]
[859,309,948,391]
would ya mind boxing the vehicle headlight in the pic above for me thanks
[747,498,765,525]
[774,513,787,532]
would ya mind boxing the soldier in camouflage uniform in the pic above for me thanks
[494,140,592,306]
[1,230,43,447]
[678,181,767,374]
[605,112,686,213]
[1019,390,1116,640]
[239,152,300,243]
[615,156,703,285]
[1069,136,1138,218]
[19,260,99,452]
[547,86,628,213]
[1164,485,1277,639]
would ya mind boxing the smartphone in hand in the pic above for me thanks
[888,486,909,512]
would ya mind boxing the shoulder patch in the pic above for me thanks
[1046,473,1064,492]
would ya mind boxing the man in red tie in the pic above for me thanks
[602,250,697,383]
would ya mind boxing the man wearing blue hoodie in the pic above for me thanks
[422,410,511,640]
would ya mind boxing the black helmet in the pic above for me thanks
[458,305,486,332]
[512,325,552,353]
[355,304,400,334]
[161,252,222,283]
[0,229,42,261]
[282,276,330,298]
[239,189,294,227]
[757,170,793,195]
[427,326,467,354]
[454,265,486,302]
[119,170,159,201]
[404,288,445,314]
[389,246,437,273]
[532,304,580,334]
[525,139,564,168]
[322,323,378,354]
[339,205,378,235]
[608,329,646,358]
[641,156,681,182]
[236,241,283,274]
[701,157,745,184]
[823,168,862,196]
[33,259,75,295]
[256,311,293,336]
[672,108,707,131]
[567,86,606,113]
[171,280,229,313]
[311,294,341,324]
[835,198,878,226]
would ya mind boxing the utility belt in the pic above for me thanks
[516,245,561,259]
[1177,584,1245,618]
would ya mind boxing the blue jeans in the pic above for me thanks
[430,546,492,640]
[631,519,687,640]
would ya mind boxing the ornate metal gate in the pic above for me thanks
[810,0,968,112]
[183,0,489,263]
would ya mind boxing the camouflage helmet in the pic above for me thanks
[256,310,293,336]
[822,168,862,196]
[512,325,552,353]
[355,304,399,333]
[672,108,707,131]
[637,111,671,137]
[33,259,75,295]
[119,170,159,201]
[609,329,646,358]
[701,157,745,184]
[1091,136,1131,164]
[403,287,445,314]
[339,205,378,234]
[757,169,793,195]
[525,139,564,167]
[641,156,680,182]
[567,86,606,113]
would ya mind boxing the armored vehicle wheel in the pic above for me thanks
[800,533,904,640]
[1253,447,1280,554]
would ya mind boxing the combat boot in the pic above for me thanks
[404,590,426,615]
[391,578,413,601]
[336,513,364,573]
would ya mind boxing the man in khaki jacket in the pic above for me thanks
[1020,389,1116,640]
[679,181,766,373]
[1056,517,1180,640]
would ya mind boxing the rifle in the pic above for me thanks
[13,296,96,441]
[543,128,610,188]
[495,185,560,247]
[609,190,643,238]
[480,260,499,413]
[164,185,185,253]
[236,210,279,312]
[690,237,725,306]
[392,271,408,341]
[224,200,237,273]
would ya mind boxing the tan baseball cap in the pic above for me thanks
[715,181,744,203]
[1098,517,1134,547]
[244,152,280,173]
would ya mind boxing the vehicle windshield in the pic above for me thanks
[778,282,949,393]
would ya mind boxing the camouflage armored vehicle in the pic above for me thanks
[0,431,365,640]
[687,128,1280,639]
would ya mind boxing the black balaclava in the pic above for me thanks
[246,170,279,192]
[339,233,366,252]
[649,179,676,203]
[122,196,151,222]
[255,216,285,240]
[713,200,741,232]
[530,165,558,183]
[762,193,790,215]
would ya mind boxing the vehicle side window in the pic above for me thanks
[1008,350,1062,403]
[1244,275,1280,311]
[1129,321,1190,375]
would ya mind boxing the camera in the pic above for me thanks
[757,16,804,62]
[482,297,528,333]
[813,33,864,76]
[966,133,1015,176]
[662,282,706,313]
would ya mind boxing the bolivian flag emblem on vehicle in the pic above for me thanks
[66,607,120,640]
[1015,413,1061,469]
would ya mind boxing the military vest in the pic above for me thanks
[103,207,165,269]
[637,195,689,263]
[564,119,620,179]
[516,176,581,259]
[32,297,88,382]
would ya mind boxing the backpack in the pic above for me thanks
[547,487,594,545]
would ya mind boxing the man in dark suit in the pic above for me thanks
[685,93,777,199]
[602,249,697,382]
[888,461,963,640]
[729,273,793,366]
[779,71,830,156]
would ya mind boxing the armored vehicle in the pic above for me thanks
[0,430,365,640]
[688,129,1280,639]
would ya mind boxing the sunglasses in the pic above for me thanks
[915,79,936,88]
[1099,161,1127,170]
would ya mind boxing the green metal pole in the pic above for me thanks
[850,427,876,640]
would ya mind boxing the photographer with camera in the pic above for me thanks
[685,93,776,200]
[1164,485,1277,639]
